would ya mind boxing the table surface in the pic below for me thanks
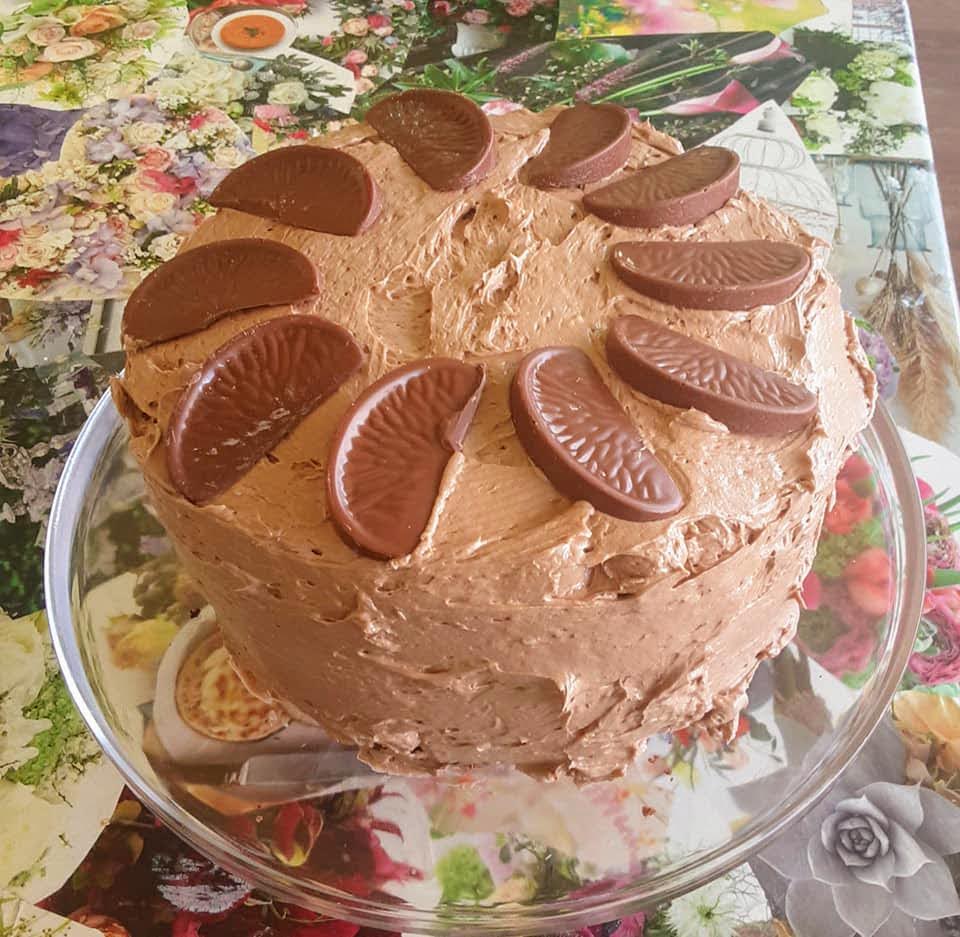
[3,1,960,935]
[911,0,960,289]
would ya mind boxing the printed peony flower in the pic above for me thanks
[122,18,159,39]
[342,16,369,34]
[366,12,390,26]
[910,589,960,686]
[432,0,452,13]
[26,22,67,45]
[894,691,960,805]
[342,48,367,65]
[463,8,491,22]
[253,102,297,125]
[38,37,102,61]
[843,547,892,616]
[506,0,533,15]
[824,477,873,535]
[69,5,127,35]
[139,146,174,171]
[267,79,309,106]
[792,70,839,111]
[864,78,924,127]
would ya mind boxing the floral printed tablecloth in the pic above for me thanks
[3,0,960,935]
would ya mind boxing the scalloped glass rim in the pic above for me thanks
[45,392,925,935]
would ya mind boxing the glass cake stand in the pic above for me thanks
[45,392,924,935]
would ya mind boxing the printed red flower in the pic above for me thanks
[68,909,131,937]
[844,547,892,616]
[366,12,390,27]
[824,477,873,535]
[734,713,750,739]
[16,267,58,289]
[0,227,22,248]
[802,571,822,610]
[290,129,309,139]
[431,0,451,14]
[918,477,935,503]
[839,452,875,497]
[270,802,324,866]
[140,169,197,197]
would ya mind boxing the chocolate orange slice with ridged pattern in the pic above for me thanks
[607,315,817,435]
[526,103,632,189]
[510,346,682,521]
[367,89,495,191]
[611,240,811,310]
[123,239,320,347]
[584,146,739,228]
[209,145,381,236]
[327,358,486,559]
[167,315,363,503]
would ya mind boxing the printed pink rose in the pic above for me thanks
[366,12,390,27]
[139,147,173,171]
[140,169,197,196]
[0,244,18,272]
[824,478,873,535]
[0,228,21,249]
[253,103,297,126]
[843,547,892,616]
[432,0,452,14]
[505,0,533,15]
[343,48,367,64]
[463,8,490,22]
[26,22,66,45]
[38,37,102,61]
[910,589,960,686]
[816,623,876,676]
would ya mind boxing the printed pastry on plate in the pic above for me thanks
[114,90,875,782]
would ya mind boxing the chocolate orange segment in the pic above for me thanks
[607,316,817,435]
[527,103,631,189]
[611,240,811,310]
[366,89,495,191]
[584,146,740,228]
[123,239,320,347]
[167,315,363,503]
[510,347,682,521]
[208,146,381,236]
[327,358,485,559]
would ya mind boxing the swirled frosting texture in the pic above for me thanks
[115,108,875,782]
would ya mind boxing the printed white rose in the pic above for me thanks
[804,111,849,146]
[267,80,308,106]
[128,190,177,217]
[26,22,67,45]
[354,76,374,94]
[149,232,181,260]
[86,60,123,85]
[864,79,924,127]
[793,70,839,111]
[341,16,368,34]
[121,18,159,40]
[116,47,142,62]
[124,120,166,147]
[16,238,61,269]
[212,145,245,168]
[118,0,150,16]
[38,36,102,61]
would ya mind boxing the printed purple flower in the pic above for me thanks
[0,104,85,176]
[86,132,136,164]
[858,326,899,400]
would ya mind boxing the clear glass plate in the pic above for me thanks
[45,393,924,935]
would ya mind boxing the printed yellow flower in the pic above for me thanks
[893,691,960,805]
[123,120,165,147]
[342,16,369,34]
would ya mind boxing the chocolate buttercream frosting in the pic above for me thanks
[116,104,875,782]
